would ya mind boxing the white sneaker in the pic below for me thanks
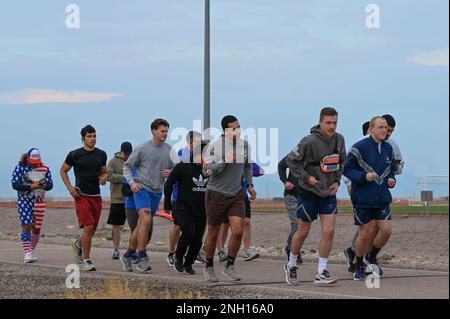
[24,252,34,263]
[31,250,38,262]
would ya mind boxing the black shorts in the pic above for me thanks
[107,203,126,226]
[245,196,251,219]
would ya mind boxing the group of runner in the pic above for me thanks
[10,109,403,284]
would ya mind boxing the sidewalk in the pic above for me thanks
[0,240,448,299]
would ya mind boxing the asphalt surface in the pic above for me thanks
[0,240,448,299]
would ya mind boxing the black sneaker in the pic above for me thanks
[363,255,383,276]
[344,247,356,273]
[184,265,196,275]
[173,256,184,273]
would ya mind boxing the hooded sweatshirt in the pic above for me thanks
[107,152,125,204]
[286,125,346,198]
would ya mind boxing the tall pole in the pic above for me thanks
[204,0,210,141]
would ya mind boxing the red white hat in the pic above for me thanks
[28,148,42,165]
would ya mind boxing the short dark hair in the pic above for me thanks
[362,121,370,136]
[80,125,96,137]
[221,115,238,131]
[320,107,338,122]
[151,118,170,131]
[382,114,396,128]
[187,131,202,143]
[120,142,133,156]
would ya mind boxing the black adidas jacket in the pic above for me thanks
[164,161,208,217]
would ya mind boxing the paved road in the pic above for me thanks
[0,240,448,299]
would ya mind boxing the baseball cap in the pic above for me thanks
[120,142,133,156]
[28,148,42,165]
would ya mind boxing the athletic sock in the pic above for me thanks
[226,256,236,268]
[124,249,136,258]
[138,250,147,259]
[317,257,328,274]
[287,253,298,268]
[206,258,214,268]
[356,256,364,268]
[21,232,32,254]
[31,233,40,251]
[369,246,381,261]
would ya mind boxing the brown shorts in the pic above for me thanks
[205,190,245,226]
[74,195,102,231]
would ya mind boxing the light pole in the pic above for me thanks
[204,0,210,141]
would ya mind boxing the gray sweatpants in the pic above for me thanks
[284,194,299,249]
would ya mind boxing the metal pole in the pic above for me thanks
[204,0,210,141]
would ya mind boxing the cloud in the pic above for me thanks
[0,89,122,105]
[407,49,449,67]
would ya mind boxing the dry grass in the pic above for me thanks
[67,277,207,299]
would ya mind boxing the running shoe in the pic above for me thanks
[31,250,38,262]
[353,265,365,281]
[243,247,260,261]
[167,253,175,267]
[71,239,83,264]
[112,249,120,260]
[222,265,241,281]
[81,259,96,272]
[184,264,196,275]
[217,249,228,263]
[363,255,383,276]
[203,266,219,283]
[24,252,34,263]
[136,256,151,272]
[314,269,338,285]
[120,255,133,272]
[344,247,356,273]
[284,264,298,286]
[173,256,184,273]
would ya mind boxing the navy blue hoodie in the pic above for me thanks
[343,136,396,208]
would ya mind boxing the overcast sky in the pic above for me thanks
[0,0,448,199]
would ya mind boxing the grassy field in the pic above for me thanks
[252,205,449,214]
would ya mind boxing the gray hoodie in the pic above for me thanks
[286,125,346,198]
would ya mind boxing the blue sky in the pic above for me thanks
[0,0,448,199]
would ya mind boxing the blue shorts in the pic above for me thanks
[297,195,337,222]
[133,189,162,216]
[125,196,136,210]
[353,207,391,225]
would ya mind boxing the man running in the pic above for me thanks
[121,143,153,264]
[11,149,53,263]
[60,125,107,272]
[121,118,178,272]
[344,115,404,271]
[284,107,346,285]
[167,131,202,266]
[164,141,209,274]
[106,142,132,260]
[202,115,256,282]
[343,116,397,280]
[278,155,303,264]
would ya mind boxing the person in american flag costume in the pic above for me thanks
[11,148,53,263]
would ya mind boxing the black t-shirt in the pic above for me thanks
[65,147,107,196]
